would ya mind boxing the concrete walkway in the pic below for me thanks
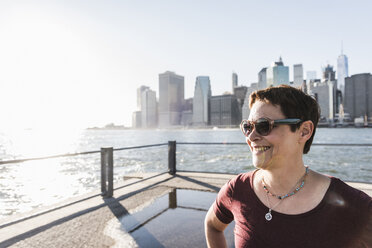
[0,172,371,248]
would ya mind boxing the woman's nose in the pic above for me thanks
[247,127,261,142]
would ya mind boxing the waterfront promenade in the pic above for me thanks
[0,171,371,248]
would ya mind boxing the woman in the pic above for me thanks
[205,85,371,248]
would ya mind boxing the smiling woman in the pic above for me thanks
[205,85,372,248]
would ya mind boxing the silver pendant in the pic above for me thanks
[265,211,272,221]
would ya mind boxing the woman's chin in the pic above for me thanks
[252,157,270,170]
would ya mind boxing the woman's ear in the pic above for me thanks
[299,120,314,142]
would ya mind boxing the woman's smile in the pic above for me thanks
[251,145,271,153]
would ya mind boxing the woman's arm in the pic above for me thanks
[205,205,229,248]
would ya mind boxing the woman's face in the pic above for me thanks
[246,100,301,169]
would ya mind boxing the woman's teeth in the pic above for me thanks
[255,146,270,152]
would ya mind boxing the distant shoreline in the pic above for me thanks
[86,125,372,130]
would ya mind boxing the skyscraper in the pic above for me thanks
[193,76,211,126]
[337,52,349,99]
[293,64,304,87]
[158,71,185,127]
[310,81,336,120]
[137,85,150,110]
[322,64,336,82]
[266,57,289,86]
[232,72,238,92]
[242,83,258,120]
[132,111,142,128]
[210,94,240,126]
[141,89,157,128]
[258,67,267,90]
[344,73,372,121]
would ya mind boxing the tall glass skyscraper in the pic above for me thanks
[266,57,289,86]
[193,76,211,126]
[337,53,349,100]
[232,72,238,91]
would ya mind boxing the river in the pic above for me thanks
[0,128,371,218]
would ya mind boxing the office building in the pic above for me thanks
[233,86,248,107]
[183,97,193,112]
[233,86,248,122]
[141,88,157,128]
[133,85,150,128]
[337,53,349,99]
[210,94,240,126]
[137,85,149,110]
[306,71,317,82]
[158,71,185,127]
[193,76,211,126]
[322,64,336,82]
[181,98,193,126]
[258,68,267,90]
[344,73,372,121]
[132,111,142,128]
[232,72,238,91]
[266,57,289,86]
[309,80,336,120]
[242,83,258,120]
[293,64,304,87]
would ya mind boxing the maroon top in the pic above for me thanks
[214,171,372,248]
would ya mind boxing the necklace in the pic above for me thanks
[262,166,309,200]
[263,166,309,221]
[264,193,282,221]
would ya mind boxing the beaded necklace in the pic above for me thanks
[262,166,309,221]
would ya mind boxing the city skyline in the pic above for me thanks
[1,1,371,129]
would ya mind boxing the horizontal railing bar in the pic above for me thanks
[177,142,372,146]
[178,142,245,145]
[177,169,239,175]
[0,143,168,165]
[312,143,372,146]
[1,142,371,166]
[0,150,101,165]
[114,143,168,151]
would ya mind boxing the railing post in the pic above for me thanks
[101,147,114,198]
[168,141,176,175]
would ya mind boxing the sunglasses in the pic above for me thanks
[240,118,302,136]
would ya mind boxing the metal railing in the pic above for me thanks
[1,141,372,198]
[0,142,168,198]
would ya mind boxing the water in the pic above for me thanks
[0,128,371,219]
[104,189,235,248]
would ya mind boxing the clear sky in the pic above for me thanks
[0,0,371,130]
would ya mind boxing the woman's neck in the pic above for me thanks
[259,161,307,195]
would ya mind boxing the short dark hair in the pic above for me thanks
[249,85,320,154]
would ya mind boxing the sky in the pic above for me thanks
[0,0,371,130]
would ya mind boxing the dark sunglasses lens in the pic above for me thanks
[255,119,270,136]
[242,122,252,136]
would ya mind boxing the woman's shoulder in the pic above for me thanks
[229,170,256,185]
[324,174,372,209]
[223,170,257,194]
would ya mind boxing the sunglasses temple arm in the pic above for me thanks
[273,119,301,124]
